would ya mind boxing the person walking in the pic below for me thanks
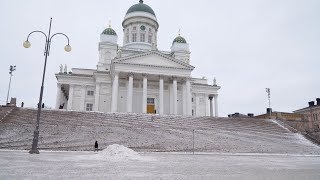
[94,141,98,152]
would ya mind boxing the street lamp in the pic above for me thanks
[24,18,71,154]
[6,65,16,105]
[266,88,271,118]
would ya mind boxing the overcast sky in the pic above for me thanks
[0,0,319,116]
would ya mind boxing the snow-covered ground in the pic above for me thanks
[1,149,320,179]
[2,108,320,155]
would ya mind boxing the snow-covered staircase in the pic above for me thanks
[0,107,319,154]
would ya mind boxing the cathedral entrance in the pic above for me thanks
[147,98,155,114]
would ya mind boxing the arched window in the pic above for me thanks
[148,35,152,43]
[132,33,137,42]
[104,52,111,63]
[140,33,145,42]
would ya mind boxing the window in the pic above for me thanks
[133,26,136,31]
[147,98,154,104]
[140,33,145,42]
[140,25,146,31]
[86,103,93,111]
[87,90,94,96]
[148,35,152,43]
[132,33,137,42]
[191,98,194,102]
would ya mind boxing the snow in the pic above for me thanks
[269,119,291,132]
[1,150,320,179]
[2,108,320,155]
[97,144,143,161]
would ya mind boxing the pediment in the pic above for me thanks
[114,51,194,70]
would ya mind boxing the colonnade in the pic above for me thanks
[56,73,219,117]
[110,72,193,115]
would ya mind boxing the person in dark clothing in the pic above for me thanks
[94,141,98,152]
[21,102,24,108]
[59,103,64,109]
[42,103,45,108]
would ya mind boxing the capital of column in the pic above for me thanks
[208,96,213,100]
[142,73,148,78]
[127,72,134,77]
[113,71,119,77]
[181,77,191,83]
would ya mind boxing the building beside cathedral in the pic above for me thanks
[55,0,220,116]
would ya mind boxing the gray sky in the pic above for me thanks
[0,0,319,116]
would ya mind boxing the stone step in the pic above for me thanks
[1,107,319,154]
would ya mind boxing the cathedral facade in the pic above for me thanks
[55,0,220,116]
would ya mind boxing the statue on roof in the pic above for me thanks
[59,64,63,73]
[64,64,67,74]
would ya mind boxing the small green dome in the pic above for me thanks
[126,0,156,16]
[102,27,117,36]
[173,35,187,44]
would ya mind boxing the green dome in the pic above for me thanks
[173,35,187,44]
[126,0,156,16]
[102,27,117,36]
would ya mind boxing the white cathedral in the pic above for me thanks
[55,0,220,117]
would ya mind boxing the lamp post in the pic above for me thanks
[23,18,71,154]
[266,88,271,118]
[6,65,16,105]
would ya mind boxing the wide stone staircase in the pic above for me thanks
[0,107,319,154]
[0,106,15,122]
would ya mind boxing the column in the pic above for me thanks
[209,96,213,117]
[159,75,164,115]
[126,73,133,112]
[195,94,199,116]
[67,84,74,110]
[173,77,178,114]
[80,85,86,111]
[214,94,219,117]
[142,74,148,113]
[186,78,192,116]
[169,84,173,114]
[55,83,62,109]
[182,79,187,115]
[94,83,100,111]
[111,72,119,112]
